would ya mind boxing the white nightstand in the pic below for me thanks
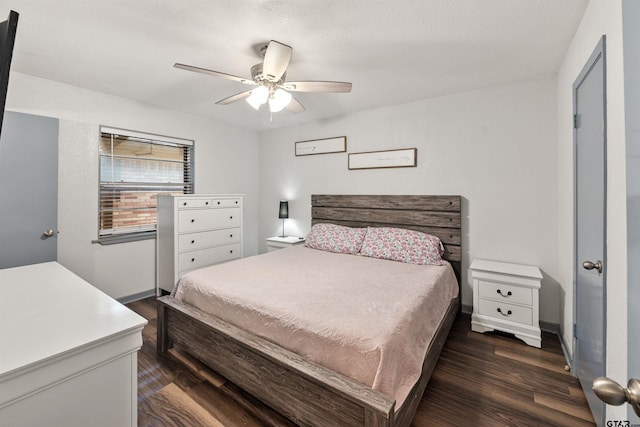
[266,236,306,252]
[470,259,543,348]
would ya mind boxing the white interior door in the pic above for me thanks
[0,111,59,269]
[573,37,607,426]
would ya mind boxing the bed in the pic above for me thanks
[157,194,462,426]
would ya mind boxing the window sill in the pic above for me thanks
[93,231,156,245]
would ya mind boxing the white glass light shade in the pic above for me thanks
[246,85,269,110]
[268,88,292,112]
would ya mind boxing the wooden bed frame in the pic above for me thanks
[157,194,462,426]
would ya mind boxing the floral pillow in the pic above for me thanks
[304,223,367,255]
[359,227,445,265]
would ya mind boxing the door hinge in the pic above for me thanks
[573,113,581,129]
[574,323,577,337]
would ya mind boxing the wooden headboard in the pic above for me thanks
[311,194,462,282]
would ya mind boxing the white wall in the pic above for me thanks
[6,72,260,300]
[258,76,561,324]
[556,0,627,421]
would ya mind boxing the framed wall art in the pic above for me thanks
[295,136,346,156]
[348,148,417,170]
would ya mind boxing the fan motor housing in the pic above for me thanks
[251,63,285,84]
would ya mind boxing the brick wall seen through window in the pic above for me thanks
[98,128,194,244]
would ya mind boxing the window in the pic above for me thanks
[98,127,194,244]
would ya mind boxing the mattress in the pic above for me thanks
[173,245,458,408]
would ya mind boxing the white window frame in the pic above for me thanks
[97,126,194,245]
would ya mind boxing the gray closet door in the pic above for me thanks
[0,111,59,269]
[573,37,606,426]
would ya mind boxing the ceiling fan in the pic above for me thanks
[174,40,352,113]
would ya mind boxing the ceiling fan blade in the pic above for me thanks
[174,63,255,85]
[215,90,253,105]
[262,40,292,82]
[281,81,352,93]
[286,97,305,113]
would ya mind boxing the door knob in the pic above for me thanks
[582,260,603,273]
[42,229,56,238]
[592,377,640,416]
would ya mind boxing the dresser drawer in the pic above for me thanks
[478,280,532,306]
[478,299,532,326]
[178,228,240,252]
[178,243,241,271]
[209,198,241,208]
[177,197,241,209]
[178,208,240,232]
[177,198,213,209]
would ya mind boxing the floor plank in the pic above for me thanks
[534,390,595,423]
[142,383,225,427]
[128,297,596,426]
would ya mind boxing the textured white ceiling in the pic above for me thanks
[0,0,588,131]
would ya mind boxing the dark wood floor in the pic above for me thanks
[127,297,595,427]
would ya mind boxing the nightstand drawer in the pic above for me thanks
[178,243,241,271]
[478,299,532,326]
[265,237,306,251]
[478,280,532,306]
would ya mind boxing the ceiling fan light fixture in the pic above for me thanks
[246,85,269,110]
[176,39,352,115]
[268,88,292,112]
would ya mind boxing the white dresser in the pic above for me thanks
[470,259,543,348]
[156,194,243,295]
[0,262,147,427]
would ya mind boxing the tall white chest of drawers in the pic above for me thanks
[156,194,243,295]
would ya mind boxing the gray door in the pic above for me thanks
[0,111,59,269]
[592,3,640,417]
[627,137,640,422]
[624,1,640,422]
[628,195,640,423]
[573,37,606,426]
[627,76,640,427]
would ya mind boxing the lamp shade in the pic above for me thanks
[269,88,292,112]
[246,85,269,110]
[279,201,289,219]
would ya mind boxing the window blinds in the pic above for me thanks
[98,127,194,242]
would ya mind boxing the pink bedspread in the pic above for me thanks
[173,246,458,408]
